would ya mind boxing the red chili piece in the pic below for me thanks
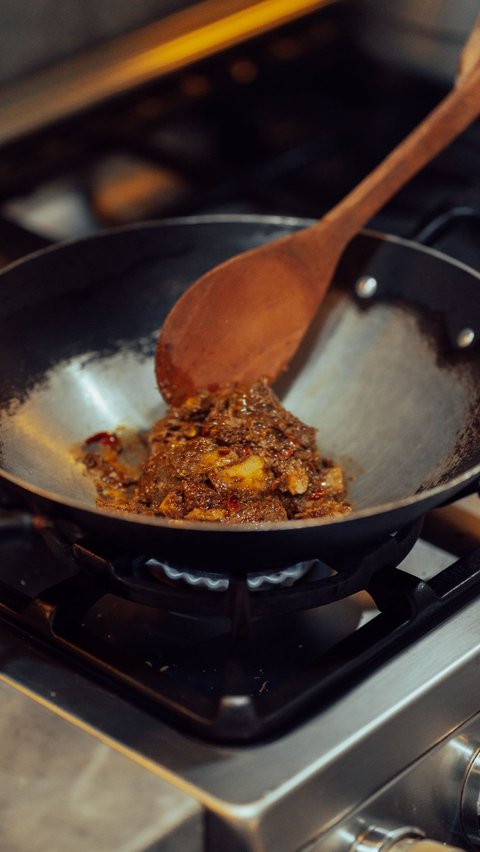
[85,431,119,448]
[228,496,241,511]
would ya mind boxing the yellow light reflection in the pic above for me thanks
[105,0,335,88]
[0,0,336,145]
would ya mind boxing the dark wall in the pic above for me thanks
[0,0,197,85]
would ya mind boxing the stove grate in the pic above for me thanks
[1,518,479,742]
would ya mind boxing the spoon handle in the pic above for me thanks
[316,16,480,243]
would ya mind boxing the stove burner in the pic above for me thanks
[59,519,422,630]
[144,558,315,592]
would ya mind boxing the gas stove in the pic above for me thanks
[1,519,480,852]
[0,518,444,743]
[2,2,480,851]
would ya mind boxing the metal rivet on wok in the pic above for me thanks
[457,327,476,348]
[355,275,378,298]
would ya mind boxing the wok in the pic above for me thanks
[1,214,480,574]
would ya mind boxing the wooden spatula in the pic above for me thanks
[156,16,480,406]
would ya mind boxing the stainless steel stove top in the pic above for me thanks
[1,534,480,851]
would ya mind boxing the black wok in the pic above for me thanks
[1,215,480,573]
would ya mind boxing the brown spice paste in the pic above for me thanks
[79,380,351,522]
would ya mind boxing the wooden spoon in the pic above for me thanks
[156,16,480,406]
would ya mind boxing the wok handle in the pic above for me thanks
[411,196,480,247]
[440,480,480,505]
[0,508,35,548]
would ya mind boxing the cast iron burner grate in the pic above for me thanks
[58,518,423,635]
[2,518,480,742]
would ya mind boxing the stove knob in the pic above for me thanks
[349,826,464,852]
[387,842,463,852]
